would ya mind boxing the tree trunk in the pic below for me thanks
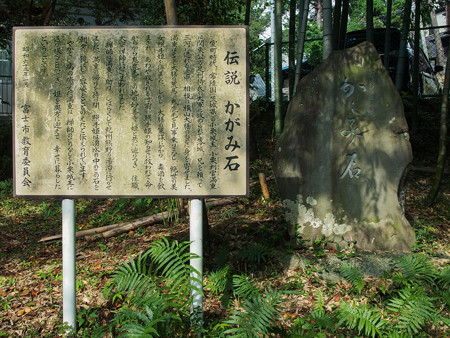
[288,0,297,99]
[315,0,322,28]
[322,0,333,60]
[431,7,445,69]
[274,0,284,136]
[332,0,342,50]
[294,0,310,95]
[42,0,57,25]
[395,0,412,91]
[366,0,374,44]
[337,0,349,50]
[384,0,393,70]
[425,41,450,206]
[164,0,178,25]
[245,0,251,26]
[411,0,420,132]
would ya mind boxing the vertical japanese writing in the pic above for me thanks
[209,39,219,189]
[169,34,180,190]
[66,118,75,189]
[54,145,62,189]
[105,38,114,190]
[105,98,113,190]
[131,82,140,188]
[65,37,75,190]
[195,35,206,188]
[144,35,154,188]
[78,35,88,181]
[131,35,139,78]
[183,34,193,191]
[105,40,114,91]
[158,163,166,190]
[53,35,62,140]
[52,35,63,190]
[156,34,166,192]
[21,46,30,87]
[130,35,140,190]
[20,104,32,187]
[92,35,101,190]
[40,36,48,75]
[339,80,365,179]
[118,35,127,110]
[223,49,242,172]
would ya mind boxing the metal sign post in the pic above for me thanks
[62,199,76,334]
[189,199,203,328]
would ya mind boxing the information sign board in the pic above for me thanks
[13,26,248,197]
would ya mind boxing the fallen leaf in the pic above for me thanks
[17,307,31,316]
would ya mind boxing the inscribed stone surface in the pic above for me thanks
[274,42,415,251]
[14,27,248,197]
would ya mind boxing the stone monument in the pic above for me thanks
[274,42,415,251]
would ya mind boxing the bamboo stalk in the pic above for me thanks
[258,173,270,199]
[38,223,123,242]
[86,211,172,241]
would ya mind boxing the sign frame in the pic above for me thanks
[13,25,249,199]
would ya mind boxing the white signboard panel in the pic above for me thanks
[13,26,248,197]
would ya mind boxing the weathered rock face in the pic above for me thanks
[274,42,415,252]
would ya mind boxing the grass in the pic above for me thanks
[0,104,449,335]
[1,163,448,336]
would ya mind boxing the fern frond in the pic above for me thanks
[340,263,365,293]
[387,286,438,334]
[393,254,437,286]
[312,289,326,314]
[207,266,232,295]
[147,237,203,309]
[223,288,284,337]
[385,329,411,338]
[310,309,335,331]
[117,305,181,337]
[308,289,336,331]
[437,267,450,308]
[148,237,199,281]
[111,254,165,309]
[111,238,203,314]
[438,266,450,287]
[236,243,270,264]
[232,274,260,299]
[337,301,385,338]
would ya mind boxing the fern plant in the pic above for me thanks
[207,266,232,295]
[236,243,270,270]
[340,263,365,294]
[392,254,437,286]
[436,266,450,308]
[106,237,202,336]
[378,254,450,336]
[207,266,233,307]
[232,274,261,299]
[309,290,335,332]
[386,286,439,335]
[337,301,385,338]
[116,304,181,337]
[223,286,284,337]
